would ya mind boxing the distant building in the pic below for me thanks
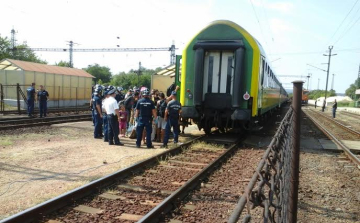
[0,59,94,108]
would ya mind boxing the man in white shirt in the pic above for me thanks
[103,88,124,146]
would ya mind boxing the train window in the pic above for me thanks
[203,51,234,95]
[207,56,214,93]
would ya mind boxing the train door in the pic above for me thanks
[202,51,234,99]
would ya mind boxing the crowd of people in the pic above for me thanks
[90,84,187,148]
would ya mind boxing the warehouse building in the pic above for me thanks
[0,59,94,109]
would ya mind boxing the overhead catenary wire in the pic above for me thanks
[328,0,360,43]
[333,13,360,45]
[249,0,271,56]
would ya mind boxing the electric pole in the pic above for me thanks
[68,41,73,68]
[318,78,320,90]
[306,74,311,90]
[137,61,142,86]
[10,28,17,58]
[331,73,335,90]
[322,46,337,112]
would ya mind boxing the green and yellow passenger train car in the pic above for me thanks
[176,20,288,133]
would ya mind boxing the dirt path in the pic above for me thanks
[0,121,200,220]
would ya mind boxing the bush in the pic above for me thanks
[337,101,355,107]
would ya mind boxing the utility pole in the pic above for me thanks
[306,74,311,90]
[318,78,320,90]
[10,28,17,58]
[331,73,335,90]
[322,46,337,112]
[68,41,74,68]
[170,40,176,65]
[137,61,142,86]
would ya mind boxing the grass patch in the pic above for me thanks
[0,137,13,146]
[190,141,225,151]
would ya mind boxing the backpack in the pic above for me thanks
[158,99,167,118]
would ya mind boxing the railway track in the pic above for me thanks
[0,114,91,130]
[303,108,360,166]
[0,106,90,115]
[0,133,243,223]
[306,109,360,138]
[340,110,360,119]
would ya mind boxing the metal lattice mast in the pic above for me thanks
[10,28,16,49]
[68,41,73,68]
[170,40,176,65]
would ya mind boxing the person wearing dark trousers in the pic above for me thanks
[26,83,36,117]
[37,85,49,118]
[92,86,103,139]
[315,100,317,109]
[332,99,337,118]
[161,91,182,148]
[135,88,157,148]
[322,100,326,112]
[103,88,124,146]
[102,90,110,142]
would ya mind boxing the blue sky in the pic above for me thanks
[1,0,359,93]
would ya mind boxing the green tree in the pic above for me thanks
[110,67,160,90]
[0,35,47,64]
[308,89,336,99]
[55,60,71,67]
[84,64,112,84]
[345,77,360,99]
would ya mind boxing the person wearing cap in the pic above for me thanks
[37,85,49,118]
[102,88,124,146]
[92,86,103,139]
[161,91,181,148]
[135,88,157,148]
[26,83,36,117]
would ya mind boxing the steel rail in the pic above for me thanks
[340,110,360,119]
[0,107,90,115]
[308,109,360,137]
[138,139,242,223]
[0,114,91,130]
[303,110,360,166]
[0,134,207,223]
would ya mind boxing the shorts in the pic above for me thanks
[157,117,167,130]
[119,121,127,129]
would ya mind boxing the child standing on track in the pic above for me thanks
[119,105,128,137]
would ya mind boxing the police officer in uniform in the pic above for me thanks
[135,88,157,148]
[103,88,124,146]
[102,89,110,142]
[37,85,49,118]
[92,86,103,139]
[161,91,181,148]
[26,83,36,117]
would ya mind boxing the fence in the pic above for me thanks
[228,81,303,223]
[0,83,91,114]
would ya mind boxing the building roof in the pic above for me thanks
[154,64,175,77]
[0,59,94,78]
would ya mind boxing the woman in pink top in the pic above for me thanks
[119,105,128,137]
